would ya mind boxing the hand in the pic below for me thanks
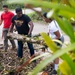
[7,32,12,38]
[13,27,17,32]
[0,20,2,25]
[33,33,40,37]
[8,32,12,35]
[27,34,31,37]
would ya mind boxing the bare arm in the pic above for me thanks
[9,23,14,32]
[0,14,3,25]
[54,31,61,39]
[0,20,3,25]
[28,21,34,35]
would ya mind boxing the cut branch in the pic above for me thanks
[7,33,45,45]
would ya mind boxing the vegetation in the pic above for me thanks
[4,0,75,75]
[0,0,24,10]
[0,0,4,10]
[7,4,24,9]
[27,12,43,21]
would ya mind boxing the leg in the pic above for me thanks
[54,58,59,70]
[9,39,16,48]
[8,30,16,48]
[27,42,34,56]
[3,30,8,50]
[18,41,23,58]
[51,40,61,75]
[50,58,58,75]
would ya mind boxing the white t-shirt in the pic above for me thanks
[48,20,62,39]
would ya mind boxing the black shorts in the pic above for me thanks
[54,36,64,47]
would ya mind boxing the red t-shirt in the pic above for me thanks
[1,11,14,28]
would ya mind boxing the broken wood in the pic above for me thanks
[16,54,35,72]
[7,33,44,44]
[7,33,62,49]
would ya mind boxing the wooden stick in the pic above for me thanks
[7,33,44,44]
[16,54,35,72]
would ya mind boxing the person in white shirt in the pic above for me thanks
[43,12,64,46]
[43,12,64,75]
[48,19,64,46]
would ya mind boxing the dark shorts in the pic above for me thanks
[54,36,64,47]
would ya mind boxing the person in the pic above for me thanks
[9,7,35,59]
[43,12,64,75]
[0,5,16,51]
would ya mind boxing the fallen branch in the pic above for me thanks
[7,33,45,45]
[16,54,35,72]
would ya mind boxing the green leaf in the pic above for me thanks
[40,33,75,75]
[59,10,75,19]
[7,0,75,14]
[59,61,72,75]
[6,0,75,20]
[30,52,51,62]
[30,43,75,75]
[69,0,75,8]
[41,32,59,52]
[61,54,75,75]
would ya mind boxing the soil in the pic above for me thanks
[0,43,54,75]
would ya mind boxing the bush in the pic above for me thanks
[27,12,43,21]
[8,4,24,9]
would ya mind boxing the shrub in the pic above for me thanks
[27,12,43,21]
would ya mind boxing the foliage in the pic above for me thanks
[0,0,4,10]
[0,0,24,10]
[7,4,24,9]
[6,0,75,75]
[27,12,43,21]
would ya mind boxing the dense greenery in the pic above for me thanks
[27,12,43,21]
[0,0,4,10]
[0,0,24,10]
[7,4,24,9]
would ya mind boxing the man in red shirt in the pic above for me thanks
[0,5,16,51]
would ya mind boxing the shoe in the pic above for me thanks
[3,48,7,52]
[50,70,57,75]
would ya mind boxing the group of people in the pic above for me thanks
[0,5,35,59]
[0,5,64,75]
